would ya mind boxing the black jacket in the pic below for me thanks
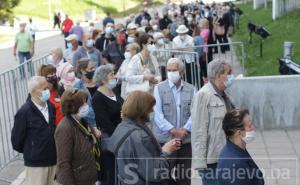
[11,96,57,167]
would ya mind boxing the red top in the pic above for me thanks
[62,18,73,33]
[49,89,64,125]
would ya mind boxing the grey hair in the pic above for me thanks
[54,48,63,59]
[93,64,114,86]
[167,58,184,71]
[28,76,45,94]
[207,59,228,81]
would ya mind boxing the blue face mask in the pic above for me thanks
[225,74,235,88]
[127,36,135,43]
[67,42,73,49]
[107,79,117,89]
[39,89,50,102]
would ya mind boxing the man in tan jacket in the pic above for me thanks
[191,59,235,185]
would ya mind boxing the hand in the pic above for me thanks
[162,139,181,154]
[143,74,155,82]
[93,128,102,139]
[30,50,34,57]
[170,128,188,140]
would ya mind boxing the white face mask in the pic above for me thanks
[242,130,256,144]
[86,39,94,48]
[167,71,181,83]
[124,52,131,59]
[157,38,164,46]
[47,55,55,65]
[147,44,154,51]
[78,104,89,118]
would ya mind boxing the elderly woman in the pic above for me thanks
[73,58,101,138]
[59,62,79,89]
[40,64,64,125]
[108,91,181,185]
[92,64,124,185]
[126,32,161,93]
[217,109,264,185]
[55,89,102,185]
[117,42,140,99]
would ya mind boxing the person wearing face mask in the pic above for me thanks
[191,59,235,185]
[63,34,80,63]
[59,63,80,89]
[217,109,264,185]
[153,58,196,185]
[126,23,137,44]
[116,43,140,99]
[172,25,195,84]
[55,89,103,185]
[74,58,101,139]
[95,23,116,52]
[40,64,64,125]
[11,76,57,185]
[73,33,102,69]
[152,32,171,81]
[92,64,124,185]
[126,33,161,94]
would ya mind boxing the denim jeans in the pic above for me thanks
[18,51,32,78]
[198,163,218,185]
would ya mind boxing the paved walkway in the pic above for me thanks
[1,129,299,185]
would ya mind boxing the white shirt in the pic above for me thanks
[154,80,196,132]
[32,101,49,123]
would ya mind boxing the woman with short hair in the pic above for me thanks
[108,91,181,185]
[92,64,124,185]
[55,89,102,185]
[217,109,264,185]
[73,58,101,138]
[40,64,64,125]
[117,42,140,99]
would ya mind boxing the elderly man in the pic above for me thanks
[47,48,67,78]
[63,34,80,63]
[14,22,34,78]
[153,58,196,185]
[11,76,57,185]
[73,33,102,69]
[172,25,195,84]
[191,59,235,185]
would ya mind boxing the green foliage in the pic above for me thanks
[233,3,300,76]
[0,0,21,24]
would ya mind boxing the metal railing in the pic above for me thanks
[151,42,246,89]
[151,49,201,89]
[0,55,48,170]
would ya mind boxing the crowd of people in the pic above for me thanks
[11,1,265,185]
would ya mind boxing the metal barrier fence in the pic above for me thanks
[151,49,200,89]
[0,55,48,170]
[151,42,245,89]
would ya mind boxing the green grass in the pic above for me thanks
[233,3,300,76]
[13,0,164,20]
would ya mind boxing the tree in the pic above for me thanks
[0,0,21,24]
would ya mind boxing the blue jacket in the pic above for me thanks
[217,139,264,185]
[11,96,57,167]
[73,79,97,127]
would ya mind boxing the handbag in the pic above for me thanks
[126,80,150,92]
